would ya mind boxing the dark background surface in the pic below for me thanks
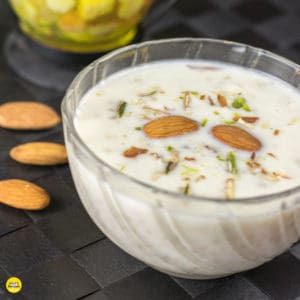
[1,0,300,299]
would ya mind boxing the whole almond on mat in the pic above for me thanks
[144,115,199,138]
[0,101,61,130]
[212,125,261,151]
[0,179,50,210]
[10,142,68,166]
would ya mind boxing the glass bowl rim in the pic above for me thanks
[62,37,300,205]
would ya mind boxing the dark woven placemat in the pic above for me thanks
[0,0,300,299]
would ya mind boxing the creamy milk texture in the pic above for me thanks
[75,60,300,199]
[67,59,300,279]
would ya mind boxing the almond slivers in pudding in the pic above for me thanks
[74,60,300,199]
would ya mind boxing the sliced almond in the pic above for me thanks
[212,125,261,151]
[217,94,228,107]
[144,115,199,139]
[225,178,235,199]
[0,179,50,210]
[0,102,61,130]
[267,152,276,159]
[234,116,259,123]
[184,156,196,161]
[123,146,148,158]
[183,92,191,110]
[10,142,68,166]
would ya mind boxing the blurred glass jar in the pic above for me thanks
[9,0,154,53]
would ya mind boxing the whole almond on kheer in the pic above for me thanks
[0,101,61,130]
[10,142,68,166]
[212,125,261,151]
[0,179,50,210]
[144,115,199,138]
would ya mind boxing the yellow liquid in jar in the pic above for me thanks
[10,0,153,53]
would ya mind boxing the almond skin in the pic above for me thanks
[10,142,68,166]
[0,179,50,210]
[144,115,199,138]
[0,102,61,130]
[212,125,261,151]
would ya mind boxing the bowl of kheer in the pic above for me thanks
[62,38,300,279]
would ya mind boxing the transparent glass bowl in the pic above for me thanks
[62,38,300,279]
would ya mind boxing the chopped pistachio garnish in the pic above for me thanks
[183,183,190,195]
[165,161,177,174]
[190,91,199,96]
[119,165,125,172]
[201,118,208,127]
[181,164,199,176]
[166,145,173,152]
[224,120,236,125]
[135,126,142,131]
[117,101,127,118]
[138,90,158,97]
[232,97,251,112]
[227,152,238,174]
[214,111,220,115]
[232,113,241,121]
[232,97,244,109]
[243,103,251,112]
[216,154,225,161]
[288,117,298,125]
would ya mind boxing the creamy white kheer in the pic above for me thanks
[75,60,300,199]
[66,58,300,279]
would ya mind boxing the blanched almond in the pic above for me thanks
[10,142,68,166]
[0,179,50,210]
[0,102,61,130]
[144,115,199,138]
[212,125,261,151]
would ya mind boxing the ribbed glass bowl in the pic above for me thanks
[62,38,300,279]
